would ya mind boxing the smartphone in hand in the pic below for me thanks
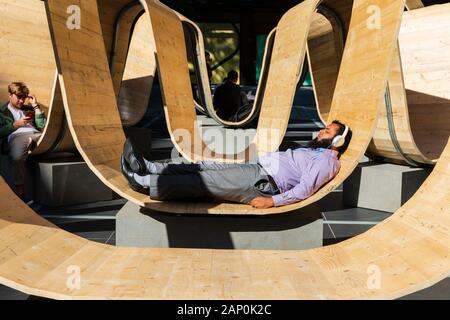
[25,111,35,121]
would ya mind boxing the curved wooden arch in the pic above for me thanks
[308,2,450,166]
[158,0,311,128]
[118,13,157,127]
[405,0,424,10]
[307,3,348,124]
[143,0,315,162]
[0,0,75,156]
[96,0,157,128]
[45,0,406,214]
[0,137,448,299]
[98,0,144,95]
[367,4,450,165]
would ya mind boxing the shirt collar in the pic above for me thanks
[7,102,15,111]
[314,148,339,159]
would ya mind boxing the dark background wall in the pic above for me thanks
[161,0,450,85]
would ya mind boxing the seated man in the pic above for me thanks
[0,82,47,198]
[121,120,352,209]
[213,70,249,121]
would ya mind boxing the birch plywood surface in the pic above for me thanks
[399,4,450,162]
[45,0,406,215]
[309,2,449,165]
[45,0,150,207]
[0,0,74,155]
[0,138,448,299]
[0,0,54,111]
[142,0,316,161]
[367,4,450,165]
[118,14,157,127]
[97,0,144,95]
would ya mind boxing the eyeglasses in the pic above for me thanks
[13,93,28,101]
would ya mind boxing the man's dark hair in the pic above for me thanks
[226,70,239,82]
[331,120,352,155]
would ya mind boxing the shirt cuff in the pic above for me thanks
[272,194,286,207]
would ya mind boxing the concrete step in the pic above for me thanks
[343,162,431,213]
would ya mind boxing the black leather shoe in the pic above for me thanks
[121,155,148,194]
[123,138,146,175]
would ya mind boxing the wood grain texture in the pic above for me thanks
[405,0,424,10]
[45,0,406,214]
[0,137,448,299]
[143,0,314,148]
[309,2,449,165]
[0,0,75,155]
[309,0,406,123]
[367,4,450,165]
[307,5,346,123]
[32,74,75,155]
[46,0,150,207]
[118,14,156,127]
[96,0,156,127]
[97,0,144,95]
[153,1,266,127]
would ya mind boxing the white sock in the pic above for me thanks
[133,173,150,187]
[144,159,158,174]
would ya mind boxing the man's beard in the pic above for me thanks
[308,137,333,149]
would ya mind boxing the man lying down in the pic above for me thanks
[121,121,352,209]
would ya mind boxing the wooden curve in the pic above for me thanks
[140,0,406,214]
[142,0,317,162]
[0,0,75,156]
[117,14,157,127]
[0,137,448,299]
[367,4,450,165]
[307,2,450,166]
[45,0,405,214]
[149,1,271,127]
[96,0,156,128]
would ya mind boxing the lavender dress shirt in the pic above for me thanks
[258,148,340,207]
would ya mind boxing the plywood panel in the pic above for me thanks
[118,14,156,127]
[310,3,449,165]
[0,0,74,155]
[45,0,406,215]
[0,137,448,299]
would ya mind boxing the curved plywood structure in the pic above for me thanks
[45,0,405,214]
[118,14,157,127]
[96,0,157,127]
[308,2,450,166]
[405,0,424,10]
[307,0,354,124]
[32,75,75,155]
[310,0,423,122]
[0,0,75,155]
[98,0,144,95]
[0,0,54,114]
[143,0,316,161]
[367,4,450,165]
[163,0,313,128]
[0,138,448,299]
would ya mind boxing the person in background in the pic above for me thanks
[213,70,249,121]
[0,82,47,199]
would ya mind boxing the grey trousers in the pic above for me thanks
[8,132,41,186]
[148,161,280,204]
